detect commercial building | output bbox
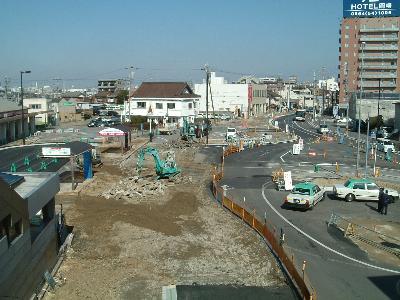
[97,79,127,93]
[194,72,249,117]
[339,1,400,109]
[126,82,200,127]
[24,98,54,126]
[0,100,36,145]
[0,172,60,299]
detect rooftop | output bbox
[132,82,200,99]
[0,100,23,113]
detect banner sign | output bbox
[344,0,400,18]
[284,171,293,191]
[42,147,71,157]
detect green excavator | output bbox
[136,146,180,179]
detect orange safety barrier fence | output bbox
[212,167,317,299]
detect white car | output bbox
[377,138,395,153]
[333,178,399,202]
[226,127,237,141]
[318,124,329,134]
[335,117,352,127]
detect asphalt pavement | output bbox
[218,115,400,300]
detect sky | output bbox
[1,0,343,88]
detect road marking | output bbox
[261,182,400,274]
[280,150,291,162]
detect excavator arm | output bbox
[136,146,180,179]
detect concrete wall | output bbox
[349,96,400,125]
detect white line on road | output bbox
[261,182,400,274]
[280,150,291,162]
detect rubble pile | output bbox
[166,138,200,149]
[102,176,166,201]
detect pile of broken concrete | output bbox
[102,176,166,201]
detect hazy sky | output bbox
[1,0,342,88]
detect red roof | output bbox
[132,82,199,99]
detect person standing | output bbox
[378,188,384,214]
[382,191,390,215]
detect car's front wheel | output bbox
[345,193,355,202]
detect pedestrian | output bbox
[378,187,384,213]
[382,191,390,215]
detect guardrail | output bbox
[211,148,317,300]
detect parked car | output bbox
[335,117,352,127]
[226,127,237,141]
[284,182,325,210]
[376,127,393,139]
[317,124,329,134]
[333,178,399,202]
[376,138,395,153]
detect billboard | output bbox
[344,0,400,18]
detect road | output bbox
[219,115,400,300]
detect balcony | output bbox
[359,54,398,60]
[362,64,397,70]
[360,26,399,33]
[359,81,396,87]
[359,73,397,79]
[363,45,398,51]
[359,36,398,42]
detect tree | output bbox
[116,90,129,104]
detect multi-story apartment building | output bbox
[97,79,127,93]
[339,1,400,103]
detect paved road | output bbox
[219,115,400,300]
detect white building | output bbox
[23,98,52,125]
[126,82,199,127]
[194,72,249,117]
[318,77,339,92]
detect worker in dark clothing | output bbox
[378,188,385,213]
[382,192,390,215]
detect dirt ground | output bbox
[45,140,286,299]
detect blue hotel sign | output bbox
[344,0,400,18]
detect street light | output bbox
[356,42,365,177]
[20,70,31,145]
[125,66,135,123]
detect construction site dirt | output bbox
[45,139,289,299]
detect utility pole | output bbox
[4,77,10,100]
[356,42,366,177]
[313,71,316,120]
[20,70,31,145]
[365,112,370,178]
[322,67,326,115]
[204,65,210,145]
[378,78,381,117]
[125,66,135,123]
[344,62,349,133]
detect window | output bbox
[137,102,146,108]
[156,103,163,109]
[8,219,22,244]
[29,104,42,109]
[367,184,379,190]
[167,103,175,109]
[353,183,365,190]
[345,34,349,39]
[188,103,193,109]
[344,43,349,48]
[345,25,350,30]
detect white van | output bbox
[226,128,237,140]
[377,138,395,153]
